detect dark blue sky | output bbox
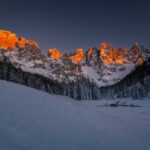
[0,0,150,53]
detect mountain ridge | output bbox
[0,30,150,99]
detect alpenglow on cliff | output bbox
[0,30,150,99]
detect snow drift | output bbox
[0,80,150,150]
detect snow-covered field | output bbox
[0,80,150,150]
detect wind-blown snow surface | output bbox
[0,80,150,150]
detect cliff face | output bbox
[0,30,150,100]
[0,30,39,50]
[0,30,18,50]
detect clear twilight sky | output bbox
[0,0,150,53]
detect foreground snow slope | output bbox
[0,80,150,150]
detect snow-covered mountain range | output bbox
[0,30,150,99]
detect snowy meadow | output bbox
[0,80,150,150]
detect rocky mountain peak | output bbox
[85,47,100,66]
[0,30,18,50]
[69,48,84,63]
[0,30,40,51]
[48,48,63,59]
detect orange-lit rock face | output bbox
[99,42,144,65]
[99,42,124,64]
[18,37,40,48]
[0,30,18,49]
[0,30,40,50]
[87,48,94,58]
[138,57,143,65]
[26,40,40,48]
[69,48,84,63]
[18,36,26,47]
[48,48,63,59]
